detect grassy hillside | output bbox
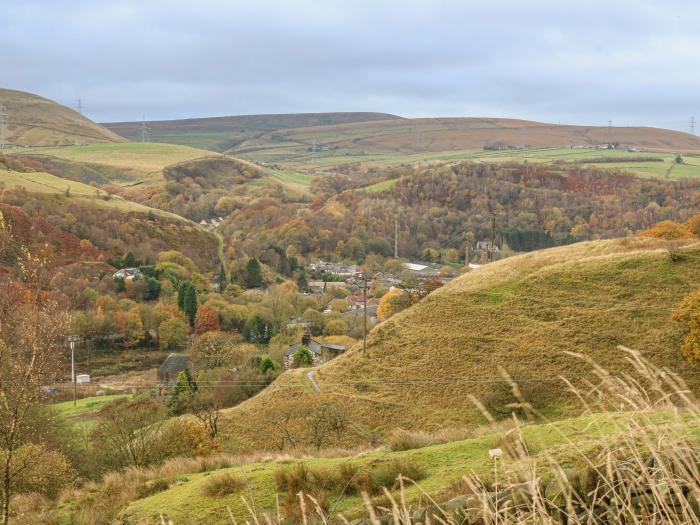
[218,237,700,450]
[103,112,401,152]
[8,143,271,221]
[0,88,124,146]
[229,118,700,178]
[0,166,184,218]
[51,411,698,525]
[15,142,227,186]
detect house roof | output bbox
[157,353,190,376]
[285,339,346,356]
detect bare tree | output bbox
[93,397,165,469]
[303,400,350,450]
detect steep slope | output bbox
[103,112,401,151]
[0,88,125,146]
[219,237,700,450]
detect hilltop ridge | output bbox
[0,88,125,146]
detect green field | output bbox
[54,394,129,430]
[245,146,700,180]
[20,142,218,184]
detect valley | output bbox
[3,87,700,525]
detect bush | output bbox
[201,473,246,497]
[135,479,170,499]
[386,428,436,451]
[371,458,426,489]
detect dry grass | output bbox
[222,237,700,450]
[236,349,700,524]
[0,87,124,146]
[200,473,247,497]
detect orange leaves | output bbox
[637,220,693,240]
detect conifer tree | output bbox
[244,257,264,289]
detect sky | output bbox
[2,0,700,130]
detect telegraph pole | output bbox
[608,120,613,146]
[68,335,80,406]
[490,214,496,262]
[394,219,398,258]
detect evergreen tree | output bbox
[166,369,197,415]
[218,264,227,289]
[177,282,188,310]
[297,272,309,292]
[124,251,138,268]
[244,257,264,289]
[183,283,198,325]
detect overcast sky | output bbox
[2,0,699,129]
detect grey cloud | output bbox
[1,0,699,130]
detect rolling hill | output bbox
[225,117,700,175]
[218,236,700,451]
[103,112,401,152]
[0,88,125,147]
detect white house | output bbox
[113,267,142,281]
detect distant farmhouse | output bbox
[284,333,346,369]
[112,267,142,281]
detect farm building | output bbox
[284,332,346,369]
[112,267,141,281]
[157,353,190,390]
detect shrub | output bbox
[135,479,170,499]
[371,458,426,489]
[201,473,246,497]
[387,428,436,451]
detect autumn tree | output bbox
[194,303,220,335]
[158,317,189,351]
[0,256,69,525]
[191,331,254,370]
[377,289,412,321]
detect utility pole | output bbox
[608,120,613,146]
[490,214,496,262]
[0,105,7,149]
[394,219,398,259]
[68,335,80,407]
[691,116,696,136]
[75,98,83,115]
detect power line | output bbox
[0,105,6,149]
[140,114,151,143]
[310,137,318,164]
